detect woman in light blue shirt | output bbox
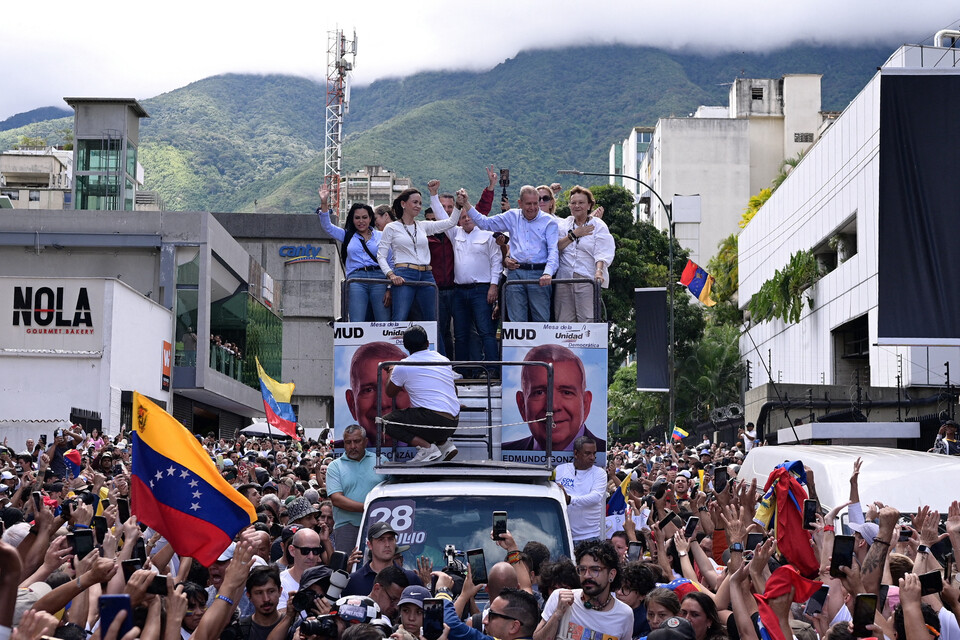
[317,188,390,321]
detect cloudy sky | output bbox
[1,0,956,121]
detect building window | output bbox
[0,189,18,201]
[794,132,814,143]
[76,139,121,172]
[832,315,870,385]
[812,213,858,275]
[29,190,40,202]
[752,87,764,100]
[76,174,120,210]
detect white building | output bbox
[739,43,960,442]
[612,75,829,265]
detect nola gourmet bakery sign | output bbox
[2,278,104,352]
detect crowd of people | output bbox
[317,166,615,369]
[1,420,957,640]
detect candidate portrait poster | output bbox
[333,321,437,461]
[499,322,608,467]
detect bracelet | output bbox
[698,507,709,513]
[873,539,890,546]
[568,231,576,241]
[76,576,85,591]
[215,594,235,606]
[823,525,835,532]
[506,550,521,564]
[73,523,90,529]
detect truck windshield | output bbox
[361,494,570,574]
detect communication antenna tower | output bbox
[324,28,357,215]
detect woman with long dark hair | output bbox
[377,187,457,334]
[317,187,390,321]
[680,592,728,640]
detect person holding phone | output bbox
[554,437,606,544]
[434,570,540,640]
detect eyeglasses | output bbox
[576,565,605,577]
[294,545,323,556]
[539,195,553,202]
[487,610,519,622]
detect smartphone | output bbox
[684,516,700,540]
[99,595,133,638]
[852,593,878,638]
[899,526,913,542]
[627,541,643,562]
[498,169,510,188]
[930,539,954,566]
[329,550,347,572]
[147,574,169,596]
[804,585,830,615]
[803,499,818,530]
[831,535,856,578]
[72,529,95,560]
[658,511,680,538]
[714,467,728,493]
[878,584,890,612]
[919,570,943,596]
[39,434,47,446]
[32,491,42,511]
[133,538,147,563]
[92,515,108,545]
[746,532,764,552]
[117,498,130,524]
[423,598,444,640]
[466,548,488,584]
[99,498,110,512]
[492,511,507,540]
[121,559,143,582]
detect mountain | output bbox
[0,44,895,212]
[0,106,71,132]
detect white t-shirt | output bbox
[277,568,301,610]
[541,589,634,640]
[391,349,460,416]
[554,462,607,541]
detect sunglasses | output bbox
[294,545,323,556]
[539,195,553,202]
[487,610,519,622]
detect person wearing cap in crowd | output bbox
[327,424,385,553]
[648,616,698,640]
[932,419,960,455]
[674,470,692,501]
[847,520,879,566]
[536,540,633,640]
[278,527,325,609]
[435,567,541,640]
[397,584,431,636]
[343,521,423,597]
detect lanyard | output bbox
[402,221,418,255]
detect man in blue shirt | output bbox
[327,425,383,552]
[462,186,558,322]
[435,569,539,640]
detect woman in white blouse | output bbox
[555,186,616,322]
[377,187,458,329]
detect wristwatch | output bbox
[918,544,930,554]
[729,542,743,553]
[678,551,688,557]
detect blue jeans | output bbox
[392,268,444,354]
[347,269,390,322]
[504,268,552,322]
[453,285,499,374]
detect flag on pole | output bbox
[130,392,255,566]
[680,260,717,307]
[672,426,689,441]
[256,357,298,440]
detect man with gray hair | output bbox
[462,184,559,322]
[553,437,606,544]
[327,424,384,552]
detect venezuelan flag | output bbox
[672,426,689,441]
[606,473,631,516]
[680,260,717,307]
[256,358,298,440]
[64,449,82,479]
[131,392,255,566]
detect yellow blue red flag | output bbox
[672,426,689,441]
[680,260,717,307]
[256,357,298,440]
[131,392,255,565]
[606,473,631,516]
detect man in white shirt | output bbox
[385,324,460,464]
[430,188,501,375]
[555,437,607,544]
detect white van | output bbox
[737,445,960,523]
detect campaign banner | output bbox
[333,321,437,461]
[499,322,608,467]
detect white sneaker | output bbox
[438,439,458,461]
[411,444,442,464]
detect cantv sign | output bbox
[279,244,331,266]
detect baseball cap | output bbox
[217,543,236,562]
[367,521,397,540]
[281,524,303,542]
[847,522,879,546]
[649,617,696,640]
[677,470,692,479]
[397,585,431,609]
[0,471,14,480]
[301,565,333,590]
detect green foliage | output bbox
[16,134,47,148]
[675,323,745,425]
[740,188,772,229]
[771,151,805,190]
[706,233,742,327]
[747,249,821,324]
[607,363,665,439]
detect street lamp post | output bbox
[557,169,677,435]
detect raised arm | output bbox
[316,187,345,243]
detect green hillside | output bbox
[0,44,894,213]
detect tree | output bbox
[739,188,771,229]
[16,135,46,149]
[675,323,745,425]
[706,233,742,327]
